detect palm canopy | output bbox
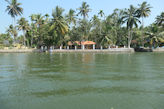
[91,15,100,27]
[17,17,29,31]
[137,1,152,18]
[145,31,164,47]
[35,14,46,25]
[122,5,141,29]
[111,9,124,26]
[98,10,105,18]
[6,25,17,40]
[52,6,64,20]
[5,0,23,18]
[66,9,77,25]
[156,12,164,26]
[121,5,141,48]
[137,1,152,47]
[50,6,68,36]
[77,2,91,19]
[30,14,47,27]
[30,14,37,22]
[17,17,29,46]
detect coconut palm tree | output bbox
[35,14,45,27]
[52,6,64,20]
[6,25,17,42]
[145,31,164,48]
[145,24,164,48]
[45,14,49,23]
[77,2,91,41]
[122,5,141,48]
[51,6,68,35]
[17,17,29,46]
[50,6,69,46]
[30,14,37,23]
[137,1,151,28]
[77,2,91,19]
[137,1,152,46]
[91,15,100,27]
[98,10,105,39]
[98,10,105,19]
[29,14,38,46]
[156,12,164,26]
[66,9,77,26]
[5,0,23,25]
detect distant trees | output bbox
[0,33,13,47]
[2,1,163,49]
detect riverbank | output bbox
[0,49,40,53]
[0,48,135,53]
[50,48,135,53]
[1,48,164,53]
[153,48,164,52]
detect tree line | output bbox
[0,0,164,49]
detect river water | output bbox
[0,53,164,109]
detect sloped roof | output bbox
[81,41,96,45]
[68,41,96,45]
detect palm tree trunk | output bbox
[142,17,144,47]
[23,31,26,46]
[31,37,33,47]
[128,29,130,48]
[100,22,102,38]
[13,17,16,27]
[13,18,16,43]
[128,29,133,48]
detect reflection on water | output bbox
[0,53,164,109]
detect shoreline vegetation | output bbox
[1,1,164,51]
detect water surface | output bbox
[0,53,164,109]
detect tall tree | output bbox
[110,9,126,46]
[156,12,164,27]
[122,5,141,48]
[66,9,77,26]
[137,1,151,46]
[90,15,100,42]
[98,10,105,19]
[77,2,91,19]
[17,17,29,46]
[5,0,23,25]
[77,2,91,41]
[98,10,105,40]
[137,1,151,28]
[6,25,17,42]
[50,6,68,46]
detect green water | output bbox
[0,53,164,109]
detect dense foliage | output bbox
[1,1,164,49]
